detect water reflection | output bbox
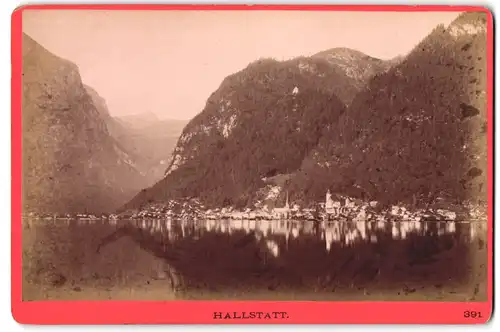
[24,217,487,294]
[70,217,487,258]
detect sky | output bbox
[22,10,460,120]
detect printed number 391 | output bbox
[464,311,482,319]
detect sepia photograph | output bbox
[18,7,490,308]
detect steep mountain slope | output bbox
[114,115,187,185]
[291,12,488,209]
[83,84,126,139]
[162,51,399,181]
[84,86,187,187]
[123,57,350,210]
[22,34,145,214]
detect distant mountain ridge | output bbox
[118,112,160,129]
[113,115,188,186]
[84,87,187,188]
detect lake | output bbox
[22,218,488,301]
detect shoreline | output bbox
[22,198,488,224]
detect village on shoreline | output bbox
[23,190,488,224]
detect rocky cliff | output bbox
[22,34,145,214]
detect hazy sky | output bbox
[22,10,460,120]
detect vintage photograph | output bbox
[21,9,488,302]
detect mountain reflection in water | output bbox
[23,217,487,298]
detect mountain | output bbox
[311,47,401,103]
[83,86,187,187]
[290,12,488,209]
[159,49,400,183]
[83,84,124,138]
[22,34,145,214]
[122,56,354,211]
[118,112,160,130]
[113,115,187,186]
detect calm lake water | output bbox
[22,218,488,301]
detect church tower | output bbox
[326,189,333,209]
